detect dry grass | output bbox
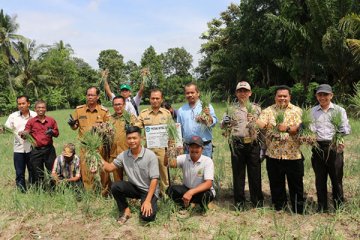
[0,105,359,239]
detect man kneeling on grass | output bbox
[51,143,82,192]
[101,126,159,224]
[166,136,215,211]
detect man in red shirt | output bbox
[21,100,59,186]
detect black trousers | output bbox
[111,181,158,222]
[266,157,304,213]
[30,145,56,185]
[230,140,263,206]
[311,142,344,210]
[14,152,33,192]
[166,184,214,209]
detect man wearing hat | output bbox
[166,135,215,211]
[310,84,351,212]
[51,143,82,189]
[221,81,263,209]
[103,69,144,116]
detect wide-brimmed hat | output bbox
[62,143,75,157]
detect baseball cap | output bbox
[62,143,75,157]
[120,84,131,91]
[316,84,333,94]
[236,81,251,91]
[188,136,204,147]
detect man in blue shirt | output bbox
[310,84,351,212]
[177,83,217,157]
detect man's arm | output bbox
[133,82,144,107]
[52,120,60,137]
[102,69,115,100]
[141,178,158,217]
[102,160,118,172]
[182,180,213,206]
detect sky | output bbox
[2,0,237,69]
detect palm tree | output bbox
[340,13,360,63]
[0,9,26,64]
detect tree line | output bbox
[1,1,360,115]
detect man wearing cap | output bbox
[5,95,36,192]
[255,85,304,214]
[310,84,351,212]
[134,89,172,197]
[166,136,215,210]
[102,69,144,116]
[221,81,263,209]
[68,86,110,195]
[177,83,217,158]
[51,143,82,189]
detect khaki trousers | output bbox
[150,148,168,196]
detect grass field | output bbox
[0,103,359,239]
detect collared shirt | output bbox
[113,146,160,197]
[177,100,218,142]
[24,116,59,147]
[72,104,109,137]
[135,107,172,148]
[109,112,137,159]
[5,110,36,153]
[310,103,351,141]
[259,103,302,160]
[176,154,215,197]
[226,102,261,138]
[110,92,141,116]
[52,154,81,179]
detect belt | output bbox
[232,136,253,144]
[34,145,52,150]
[317,141,332,147]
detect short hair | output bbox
[113,96,125,103]
[184,82,199,93]
[34,100,46,108]
[16,95,30,103]
[275,85,291,95]
[126,126,142,136]
[150,88,163,97]
[86,86,100,96]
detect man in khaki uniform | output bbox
[109,96,137,182]
[135,89,172,197]
[221,81,263,209]
[68,86,110,195]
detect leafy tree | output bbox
[97,49,126,90]
[140,46,164,88]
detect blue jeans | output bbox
[184,142,213,158]
[14,152,33,192]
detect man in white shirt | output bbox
[102,69,144,116]
[5,95,36,192]
[166,136,215,211]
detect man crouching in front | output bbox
[166,136,215,211]
[101,126,159,224]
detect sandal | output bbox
[117,214,130,225]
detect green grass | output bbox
[0,104,359,239]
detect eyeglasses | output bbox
[113,103,124,106]
[86,94,97,97]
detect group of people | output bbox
[4,77,351,224]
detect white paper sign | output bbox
[145,123,183,148]
[145,124,168,148]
